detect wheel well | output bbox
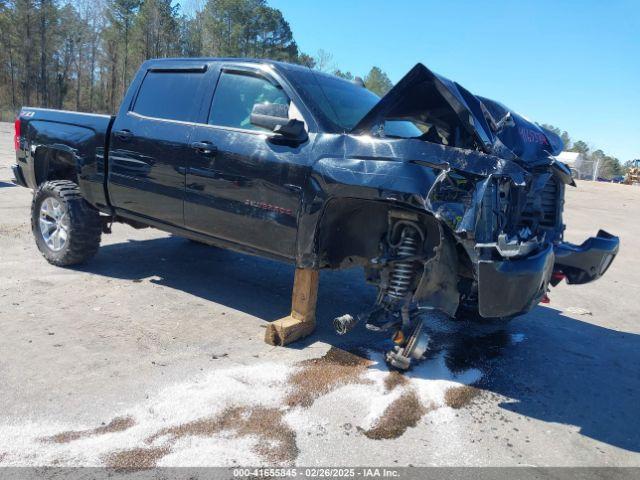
[315,198,441,269]
[34,148,78,185]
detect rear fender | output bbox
[24,119,110,209]
[33,145,78,186]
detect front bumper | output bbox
[478,243,554,318]
[477,230,619,318]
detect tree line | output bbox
[0,0,394,117]
[1,1,632,173]
[540,124,634,179]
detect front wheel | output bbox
[31,180,102,266]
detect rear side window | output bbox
[208,71,289,131]
[132,71,204,122]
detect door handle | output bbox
[114,129,133,141]
[284,183,302,193]
[190,141,217,155]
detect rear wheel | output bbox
[31,180,102,266]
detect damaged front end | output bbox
[336,63,619,369]
[430,167,618,319]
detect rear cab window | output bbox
[132,70,205,122]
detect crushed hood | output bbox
[351,63,563,166]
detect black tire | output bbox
[31,180,102,266]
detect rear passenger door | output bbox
[184,66,310,259]
[108,65,208,226]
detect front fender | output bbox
[295,149,441,267]
[314,155,437,208]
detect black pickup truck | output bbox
[12,58,619,368]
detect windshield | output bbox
[286,67,422,137]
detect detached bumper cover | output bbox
[478,244,554,318]
[553,230,619,285]
[477,230,619,318]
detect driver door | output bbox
[184,66,308,259]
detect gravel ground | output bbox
[0,121,639,467]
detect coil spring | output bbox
[386,228,419,301]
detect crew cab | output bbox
[12,58,619,368]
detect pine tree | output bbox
[364,66,393,96]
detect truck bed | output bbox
[14,107,115,210]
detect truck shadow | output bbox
[431,310,640,454]
[83,235,640,454]
[81,235,376,321]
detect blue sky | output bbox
[269,0,640,162]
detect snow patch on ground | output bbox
[0,350,483,466]
[366,351,481,414]
[0,362,292,466]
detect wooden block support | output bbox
[265,268,319,346]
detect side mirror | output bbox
[250,103,307,143]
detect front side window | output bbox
[208,71,289,131]
[132,71,203,122]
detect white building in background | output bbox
[555,151,597,180]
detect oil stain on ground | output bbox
[48,344,488,466]
[443,330,512,373]
[285,347,374,408]
[383,371,410,391]
[286,347,431,440]
[361,390,429,440]
[104,446,170,470]
[137,406,298,466]
[101,348,372,468]
[444,385,482,409]
[40,416,136,444]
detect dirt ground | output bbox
[1,121,639,467]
